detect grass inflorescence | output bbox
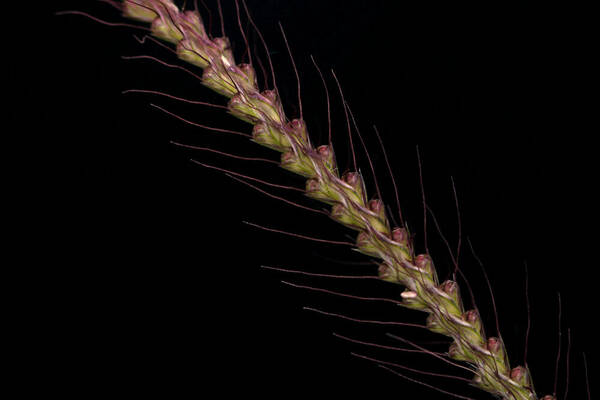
[50,1,594,399]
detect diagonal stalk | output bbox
[88,1,554,398]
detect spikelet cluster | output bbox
[114,1,550,399]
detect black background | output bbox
[38,1,595,398]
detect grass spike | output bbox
[52,1,594,398]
